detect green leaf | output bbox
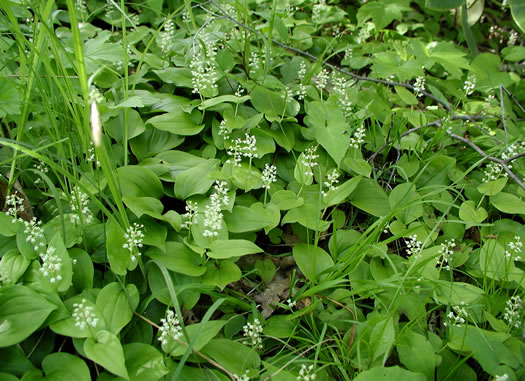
[250,85,299,118]
[147,110,204,136]
[199,95,251,110]
[153,68,194,88]
[224,205,272,233]
[344,157,372,177]
[448,325,519,375]
[106,109,145,142]
[433,281,484,305]
[510,0,525,33]
[324,176,362,207]
[389,183,424,224]
[396,331,436,380]
[459,200,488,225]
[49,297,105,338]
[174,160,220,199]
[271,190,304,210]
[70,248,94,292]
[130,125,184,161]
[477,177,507,196]
[491,192,525,215]
[0,285,56,347]
[164,320,226,356]
[0,78,21,117]
[304,101,348,166]
[479,239,509,280]
[0,249,30,285]
[96,282,138,335]
[123,343,168,381]
[425,0,465,10]
[349,178,391,217]
[145,243,205,277]
[208,239,263,259]
[202,261,241,290]
[106,219,131,276]
[46,232,73,292]
[41,352,90,381]
[292,243,334,282]
[84,330,129,379]
[395,86,418,105]
[117,166,164,199]
[357,1,410,29]
[0,212,18,237]
[201,339,260,374]
[353,366,426,381]
[122,196,164,219]
[370,315,396,361]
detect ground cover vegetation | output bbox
[0,0,524,379]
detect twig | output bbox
[201,2,524,191]
[500,84,509,149]
[204,0,488,116]
[134,312,237,380]
[448,132,525,190]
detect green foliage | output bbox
[0,0,524,379]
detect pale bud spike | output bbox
[90,102,102,147]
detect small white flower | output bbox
[443,302,468,327]
[191,37,218,95]
[313,68,330,91]
[86,142,100,167]
[463,75,476,96]
[40,246,63,284]
[405,234,422,257]
[413,76,425,97]
[158,19,175,54]
[5,194,24,223]
[344,47,353,61]
[235,86,245,97]
[349,125,366,149]
[158,309,183,345]
[505,235,522,261]
[261,164,277,190]
[297,364,317,381]
[296,84,307,100]
[203,181,230,238]
[482,162,506,182]
[286,298,296,309]
[70,187,93,224]
[283,86,294,104]
[73,298,98,329]
[322,168,340,197]
[508,30,518,46]
[233,370,250,381]
[122,223,145,262]
[249,51,261,75]
[298,61,308,80]
[503,295,523,329]
[243,318,263,349]
[226,133,257,167]
[301,145,319,177]
[495,375,509,381]
[24,217,46,251]
[436,239,456,271]
[182,201,199,229]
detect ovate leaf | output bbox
[208,239,263,259]
[353,366,425,381]
[491,192,525,215]
[0,285,56,347]
[84,330,129,379]
[292,243,334,282]
[304,101,348,166]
